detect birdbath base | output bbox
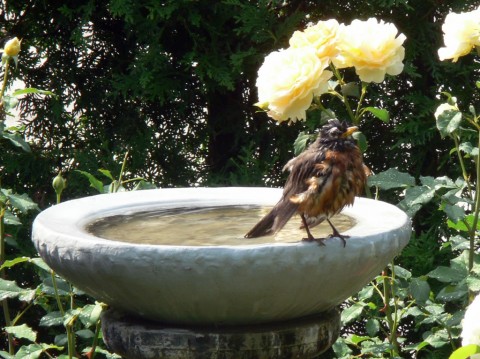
[101,308,341,359]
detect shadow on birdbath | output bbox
[32,187,411,358]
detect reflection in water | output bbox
[87,206,354,246]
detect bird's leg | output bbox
[301,214,325,246]
[327,218,348,247]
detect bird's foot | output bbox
[327,232,349,247]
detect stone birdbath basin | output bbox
[31,187,411,358]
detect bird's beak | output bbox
[341,126,359,138]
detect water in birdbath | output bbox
[87,206,354,246]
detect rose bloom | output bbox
[438,8,480,62]
[256,47,332,123]
[3,37,21,57]
[289,19,340,61]
[461,294,480,347]
[332,18,406,83]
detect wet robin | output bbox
[244,118,367,246]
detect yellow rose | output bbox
[289,19,340,61]
[3,37,21,57]
[332,18,406,83]
[256,47,332,123]
[438,8,480,62]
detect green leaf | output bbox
[366,318,380,337]
[367,168,415,190]
[4,210,22,226]
[347,334,371,345]
[75,170,105,193]
[11,87,56,97]
[409,277,430,303]
[436,283,468,302]
[75,329,95,339]
[428,266,467,283]
[39,311,64,327]
[14,344,44,359]
[78,303,103,328]
[363,107,390,122]
[293,131,314,156]
[402,185,436,207]
[436,109,462,138]
[0,256,30,271]
[466,275,480,292]
[459,142,479,157]
[423,329,450,348]
[0,278,22,300]
[341,303,364,324]
[332,340,353,358]
[443,204,466,223]
[98,169,114,180]
[4,324,37,342]
[7,192,39,213]
[448,214,480,232]
[1,132,31,152]
[352,131,367,152]
[30,258,52,272]
[449,345,480,359]
[0,350,14,359]
[394,265,412,279]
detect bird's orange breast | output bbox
[290,148,366,218]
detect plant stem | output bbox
[382,264,401,357]
[0,60,10,103]
[452,134,473,199]
[0,212,14,355]
[469,129,480,272]
[90,318,102,359]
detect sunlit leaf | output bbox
[11,87,56,97]
[428,266,467,283]
[436,109,462,138]
[75,170,105,193]
[0,256,30,271]
[293,131,314,156]
[341,303,364,324]
[449,345,480,359]
[367,168,415,190]
[5,324,37,342]
[363,107,389,122]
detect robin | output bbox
[244,118,367,246]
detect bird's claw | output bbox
[327,233,349,247]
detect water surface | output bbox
[87,206,354,246]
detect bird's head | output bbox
[320,119,358,141]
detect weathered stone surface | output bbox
[102,308,341,359]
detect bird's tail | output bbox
[244,198,298,238]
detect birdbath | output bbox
[32,187,411,359]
